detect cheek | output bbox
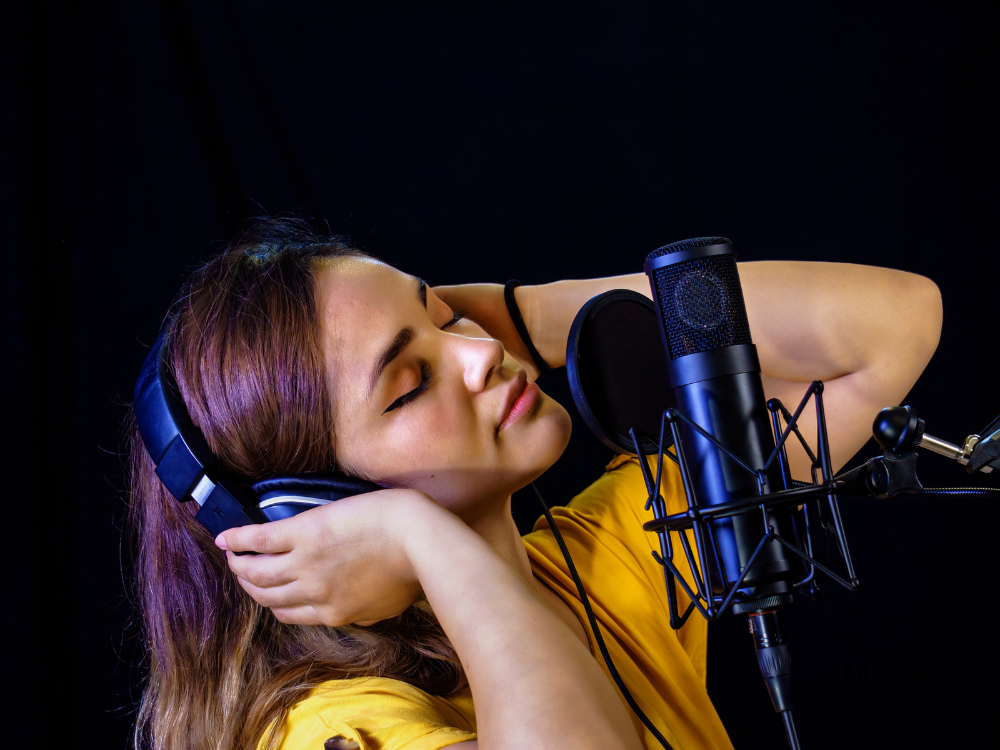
[504,397,572,468]
[337,391,571,516]
[342,390,491,482]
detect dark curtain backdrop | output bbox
[3,2,998,748]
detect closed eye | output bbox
[382,312,468,414]
[384,362,431,413]
[442,309,468,329]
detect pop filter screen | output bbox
[566,290,674,454]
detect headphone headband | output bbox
[134,330,217,501]
[133,324,378,535]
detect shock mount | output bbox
[627,380,999,750]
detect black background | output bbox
[3,2,998,748]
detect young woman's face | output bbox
[316,257,572,521]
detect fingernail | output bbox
[215,534,228,550]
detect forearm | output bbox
[524,264,940,372]
[522,262,942,474]
[402,503,641,750]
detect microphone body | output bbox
[644,238,799,609]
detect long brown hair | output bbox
[127,220,466,750]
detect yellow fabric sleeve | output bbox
[272,677,476,750]
[527,453,706,682]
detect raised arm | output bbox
[735,262,941,477]
[436,262,942,478]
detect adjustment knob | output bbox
[873,405,924,453]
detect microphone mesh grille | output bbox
[645,236,732,262]
[653,254,752,358]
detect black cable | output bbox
[917,487,1000,496]
[531,482,675,750]
[794,479,1000,497]
[781,710,801,750]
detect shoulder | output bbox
[273,676,476,750]
[523,452,686,594]
[525,453,684,542]
[522,452,698,622]
[522,453,711,686]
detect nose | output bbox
[452,334,505,394]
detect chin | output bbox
[516,393,572,479]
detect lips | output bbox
[498,370,538,432]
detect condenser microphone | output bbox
[645,237,804,743]
[643,237,801,610]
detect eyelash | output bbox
[442,309,468,329]
[382,310,468,414]
[384,362,431,413]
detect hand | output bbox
[215,489,437,627]
[432,283,543,379]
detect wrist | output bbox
[506,282,550,376]
[392,493,478,581]
[517,283,567,370]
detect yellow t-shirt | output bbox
[273,455,733,750]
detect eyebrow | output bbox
[367,279,428,401]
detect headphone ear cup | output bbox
[251,473,381,521]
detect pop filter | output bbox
[566,289,674,454]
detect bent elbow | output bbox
[910,273,943,364]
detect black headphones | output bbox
[133,326,380,537]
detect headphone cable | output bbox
[530,482,675,750]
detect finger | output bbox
[215,517,300,554]
[235,575,305,609]
[429,284,468,305]
[269,605,325,626]
[432,283,496,315]
[270,606,388,628]
[226,549,296,589]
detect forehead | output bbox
[314,256,420,400]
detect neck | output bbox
[463,491,591,647]
[465,495,534,584]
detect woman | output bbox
[128,219,942,750]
